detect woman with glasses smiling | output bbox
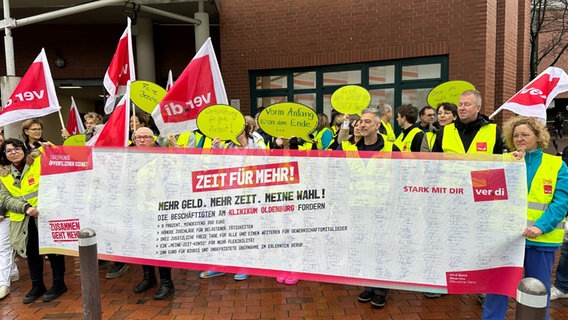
[0,139,67,304]
[482,116,568,320]
[21,119,46,152]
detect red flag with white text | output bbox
[151,38,227,135]
[103,18,135,114]
[492,67,568,122]
[67,97,85,135]
[0,48,60,126]
[87,82,131,147]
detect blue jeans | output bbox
[555,240,568,292]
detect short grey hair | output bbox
[361,107,381,123]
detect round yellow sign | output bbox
[330,85,371,115]
[257,102,317,141]
[130,80,168,114]
[196,104,245,146]
[63,134,86,146]
[427,80,476,108]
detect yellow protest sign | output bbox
[427,80,476,108]
[63,134,86,146]
[130,80,167,114]
[330,85,371,115]
[196,104,245,146]
[257,102,317,141]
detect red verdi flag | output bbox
[87,82,131,147]
[152,38,227,135]
[67,97,85,135]
[0,48,60,126]
[104,18,135,114]
[491,67,568,122]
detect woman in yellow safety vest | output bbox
[420,102,458,152]
[0,139,67,304]
[313,113,334,150]
[482,116,568,320]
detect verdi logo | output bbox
[470,168,508,202]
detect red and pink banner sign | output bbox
[38,148,527,298]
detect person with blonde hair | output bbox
[483,116,568,320]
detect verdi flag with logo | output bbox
[103,18,135,115]
[152,37,227,136]
[490,67,568,122]
[0,48,60,126]
[67,97,85,135]
[87,82,131,147]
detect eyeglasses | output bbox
[513,133,533,140]
[4,147,22,154]
[134,135,153,140]
[425,114,435,117]
[27,128,42,132]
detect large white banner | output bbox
[38,147,527,297]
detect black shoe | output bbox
[43,285,68,302]
[105,263,129,279]
[133,278,157,294]
[153,280,174,300]
[23,286,47,304]
[370,294,387,308]
[357,290,373,302]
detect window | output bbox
[250,56,448,134]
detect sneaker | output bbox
[551,286,568,300]
[276,276,286,283]
[358,290,373,302]
[105,263,129,279]
[284,277,299,285]
[370,294,387,308]
[234,274,249,281]
[0,285,9,300]
[199,271,225,279]
[10,274,19,282]
[424,292,442,298]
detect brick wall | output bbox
[220,0,530,118]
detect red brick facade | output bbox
[219,0,530,118]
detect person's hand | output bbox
[522,226,542,238]
[40,141,55,149]
[26,207,39,218]
[343,113,350,121]
[61,128,70,139]
[512,149,526,160]
[167,135,178,147]
[212,137,221,146]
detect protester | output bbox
[313,113,333,150]
[394,104,424,152]
[417,106,436,132]
[0,138,67,303]
[420,102,458,152]
[551,145,568,301]
[131,127,175,300]
[482,116,568,320]
[431,90,504,154]
[21,119,46,152]
[201,119,266,281]
[377,103,396,142]
[338,107,399,308]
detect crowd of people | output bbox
[0,90,567,320]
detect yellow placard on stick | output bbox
[196,104,245,146]
[257,102,317,142]
[330,85,371,115]
[130,81,168,114]
[63,134,86,146]
[427,80,476,108]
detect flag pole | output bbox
[57,109,66,129]
[488,109,500,121]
